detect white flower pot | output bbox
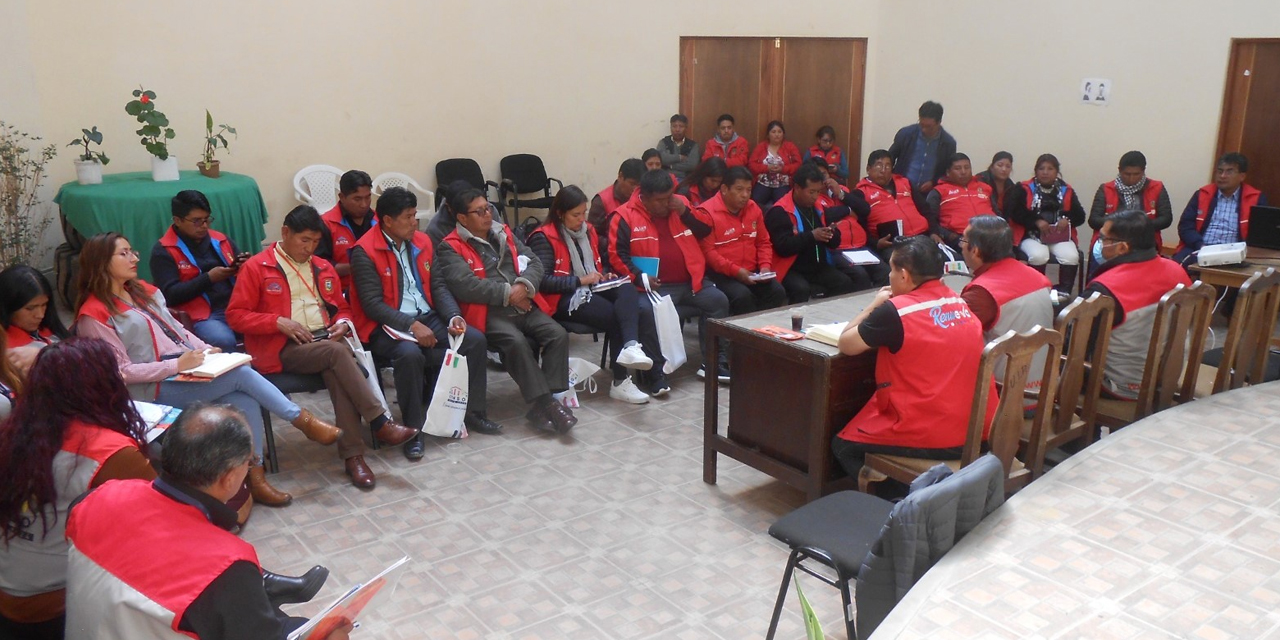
[151,155,180,182]
[74,159,103,185]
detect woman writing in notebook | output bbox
[73,232,340,507]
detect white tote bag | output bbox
[643,274,687,374]
[553,356,602,408]
[339,320,390,416]
[422,333,469,438]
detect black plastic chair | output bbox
[558,320,610,371]
[499,154,562,221]
[434,158,504,218]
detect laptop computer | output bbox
[1247,205,1280,250]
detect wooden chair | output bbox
[859,325,1063,496]
[1198,268,1280,396]
[1094,281,1216,429]
[1019,293,1115,477]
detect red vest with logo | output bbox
[6,324,54,348]
[1091,257,1191,398]
[837,280,997,449]
[607,195,705,291]
[66,479,259,638]
[1177,183,1263,251]
[527,222,603,315]
[808,145,843,173]
[441,229,524,331]
[855,176,929,238]
[321,205,376,290]
[349,230,436,343]
[596,184,625,218]
[158,227,236,322]
[932,178,994,234]
[1018,179,1079,244]
[769,191,828,281]
[1094,180,1166,248]
[695,192,772,276]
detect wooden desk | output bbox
[1190,246,1280,289]
[703,292,878,502]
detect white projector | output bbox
[1197,242,1247,267]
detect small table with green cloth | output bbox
[54,171,270,282]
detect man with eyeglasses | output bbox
[1174,152,1269,267]
[150,190,251,352]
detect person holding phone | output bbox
[150,190,246,353]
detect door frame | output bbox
[1215,38,1280,180]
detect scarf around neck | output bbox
[561,223,597,313]
[1114,176,1147,209]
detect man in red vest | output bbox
[149,190,250,353]
[1087,151,1173,274]
[436,186,578,433]
[925,153,995,250]
[701,113,750,168]
[228,207,416,491]
[767,163,856,303]
[1174,152,1269,266]
[350,187,501,460]
[854,149,932,261]
[1088,210,1192,400]
[317,170,377,292]
[830,235,996,476]
[588,158,645,233]
[697,166,787,314]
[66,405,353,640]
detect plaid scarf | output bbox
[1114,175,1147,210]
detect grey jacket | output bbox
[854,455,1005,639]
[425,201,455,246]
[434,222,543,311]
[348,238,464,335]
[658,136,700,179]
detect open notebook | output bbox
[803,322,848,347]
[179,352,253,379]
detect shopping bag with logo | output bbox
[423,333,469,438]
[553,356,602,408]
[643,274,687,374]
[339,320,390,416]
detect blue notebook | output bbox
[632,257,659,278]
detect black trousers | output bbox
[831,435,964,478]
[0,613,63,640]
[781,263,855,304]
[555,285,657,380]
[367,312,490,430]
[707,272,788,316]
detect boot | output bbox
[247,464,292,506]
[291,409,342,445]
[1057,264,1079,295]
[264,565,329,607]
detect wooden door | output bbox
[1217,40,1280,200]
[780,39,867,180]
[679,38,765,153]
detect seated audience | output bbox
[588,159,645,233]
[425,179,475,246]
[831,236,995,476]
[800,157,885,289]
[228,206,415,490]
[605,170,730,382]
[888,101,957,206]
[1088,151,1173,272]
[0,266,69,348]
[702,113,749,168]
[657,114,699,181]
[1087,210,1192,400]
[975,151,1018,224]
[1011,154,1085,293]
[527,186,660,404]
[676,157,727,207]
[767,163,855,302]
[642,148,665,173]
[747,120,803,207]
[854,149,930,258]
[925,153,995,249]
[317,169,377,290]
[436,188,579,433]
[1174,152,1268,265]
[350,187,501,460]
[65,404,354,640]
[75,232,338,507]
[697,167,787,314]
[149,190,248,353]
[804,125,849,183]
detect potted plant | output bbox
[67,126,110,185]
[199,110,236,178]
[0,122,57,267]
[124,87,178,181]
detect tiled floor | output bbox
[244,335,854,639]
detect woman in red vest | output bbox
[804,125,849,184]
[677,157,727,207]
[527,186,661,403]
[1010,154,1086,293]
[748,120,803,208]
[0,266,68,349]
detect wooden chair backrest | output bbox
[1051,293,1115,438]
[1135,281,1216,418]
[961,326,1064,490]
[1214,268,1280,393]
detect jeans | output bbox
[157,366,301,458]
[193,310,239,353]
[751,182,790,209]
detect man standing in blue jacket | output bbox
[888,101,957,211]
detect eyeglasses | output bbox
[958,237,970,247]
[115,249,140,260]
[1099,236,1124,245]
[466,205,494,217]
[1216,167,1240,176]
[184,216,215,226]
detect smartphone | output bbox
[310,328,331,341]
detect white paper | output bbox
[842,250,881,265]
[383,325,417,342]
[180,352,252,378]
[590,276,630,292]
[1080,77,1111,106]
[748,271,777,282]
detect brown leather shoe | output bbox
[345,455,376,489]
[291,409,342,445]
[247,464,292,506]
[374,419,416,446]
[545,402,578,434]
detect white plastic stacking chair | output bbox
[372,171,436,223]
[293,165,344,213]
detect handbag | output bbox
[338,320,391,417]
[553,356,602,408]
[422,333,469,438]
[643,274,687,374]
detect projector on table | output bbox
[1197,242,1246,267]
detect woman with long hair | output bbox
[0,332,21,421]
[73,232,340,507]
[676,157,727,207]
[747,120,803,207]
[1011,154,1086,293]
[525,186,667,402]
[976,151,1017,221]
[0,266,69,348]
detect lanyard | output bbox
[276,249,329,324]
[121,296,193,350]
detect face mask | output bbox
[1092,241,1106,265]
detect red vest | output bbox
[596,184,626,218]
[66,479,258,637]
[1092,257,1192,326]
[349,230,436,343]
[6,324,54,348]
[157,227,236,322]
[321,205,376,290]
[607,195,705,291]
[527,223,603,315]
[702,136,750,167]
[855,176,929,238]
[767,191,828,281]
[932,178,994,234]
[838,280,997,449]
[1018,179,1079,244]
[441,229,524,331]
[695,192,773,276]
[1177,183,1263,251]
[808,145,843,173]
[1093,180,1166,248]
[963,258,1052,327]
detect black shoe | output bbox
[263,565,329,607]
[716,363,731,384]
[403,433,425,460]
[464,412,504,435]
[642,372,671,397]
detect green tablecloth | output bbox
[54,171,269,282]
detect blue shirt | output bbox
[385,232,433,316]
[1201,189,1241,246]
[905,132,940,186]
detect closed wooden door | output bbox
[1217,40,1280,200]
[780,39,867,178]
[679,38,765,154]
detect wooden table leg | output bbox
[703,324,721,486]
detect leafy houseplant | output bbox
[124,87,179,181]
[67,126,110,185]
[0,122,58,267]
[199,110,236,178]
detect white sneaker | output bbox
[610,378,650,404]
[615,344,654,371]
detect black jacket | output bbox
[349,240,464,335]
[888,123,957,187]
